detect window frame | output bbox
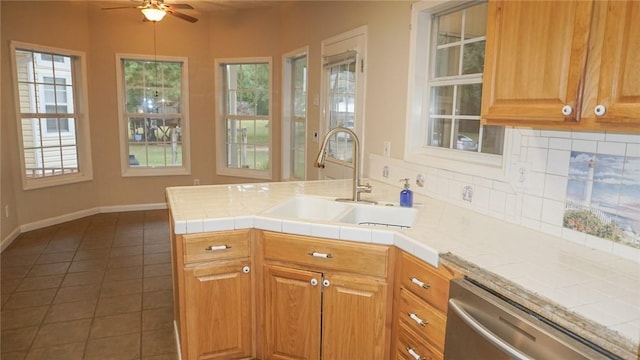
[214,57,273,180]
[404,1,511,181]
[115,53,191,177]
[10,41,93,190]
[282,47,309,181]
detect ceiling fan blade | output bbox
[167,10,198,23]
[167,4,194,10]
[102,5,141,10]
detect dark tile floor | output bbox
[1,210,179,360]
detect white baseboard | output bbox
[1,202,168,253]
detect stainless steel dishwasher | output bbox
[444,278,620,360]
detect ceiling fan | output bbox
[102,0,198,23]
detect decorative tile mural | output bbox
[564,151,640,249]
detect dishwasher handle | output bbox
[448,299,533,360]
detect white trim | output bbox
[0,202,167,253]
[10,41,94,190]
[403,1,511,182]
[214,57,274,180]
[115,53,191,177]
[281,46,309,181]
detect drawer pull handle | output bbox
[308,251,332,259]
[242,266,250,274]
[311,278,319,286]
[406,346,424,360]
[410,277,430,289]
[408,312,428,327]
[205,245,230,251]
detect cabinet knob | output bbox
[310,278,318,286]
[561,105,573,116]
[242,266,250,274]
[406,346,425,360]
[322,279,331,287]
[594,104,606,117]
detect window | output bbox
[44,77,70,133]
[11,42,92,189]
[405,1,509,180]
[291,55,307,180]
[318,26,367,181]
[325,52,357,163]
[215,58,272,179]
[116,55,190,176]
[282,49,308,181]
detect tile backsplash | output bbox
[369,128,640,263]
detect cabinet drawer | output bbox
[396,323,443,360]
[399,252,453,313]
[183,230,250,264]
[398,288,446,353]
[262,231,389,277]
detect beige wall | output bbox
[1,1,98,240]
[0,1,412,241]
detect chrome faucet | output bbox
[315,127,373,202]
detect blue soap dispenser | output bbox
[400,178,413,207]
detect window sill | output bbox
[404,146,509,182]
[23,172,93,191]
[216,167,272,181]
[122,167,190,177]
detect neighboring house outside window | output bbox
[215,58,272,180]
[405,1,509,180]
[116,55,190,176]
[10,42,93,190]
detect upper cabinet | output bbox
[481,0,640,133]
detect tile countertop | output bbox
[166,179,640,359]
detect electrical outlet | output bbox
[383,165,389,178]
[514,161,531,189]
[383,141,391,157]
[462,185,474,202]
[416,174,425,187]
[193,179,200,186]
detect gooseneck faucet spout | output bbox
[315,127,372,202]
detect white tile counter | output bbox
[166,179,640,359]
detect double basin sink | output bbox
[262,196,419,229]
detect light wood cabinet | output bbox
[170,228,255,360]
[264,265,321,360]
[260,231,393,360]
[482,0,640,132]
[183,261,253,360]
[392,252,459,360]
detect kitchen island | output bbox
[167,179,639,359]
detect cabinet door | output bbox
[322,273,388,360]
[184,261,253,360]
[481,0,594,126]
[264,265,322,360]
[587,0,640,130]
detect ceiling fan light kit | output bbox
[102,0,197,23]
[141,7,167,22]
